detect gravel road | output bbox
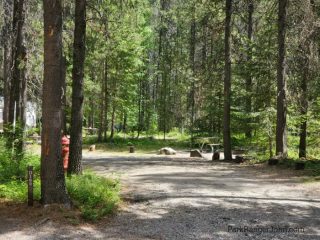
[1,152,320,239]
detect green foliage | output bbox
[0,179,41,202]
[66,172,120,221]
[0,181,28,201]
[0,138,41,201]
[306,161,320,176]
[0,139,40,182]
[0,138,120,221]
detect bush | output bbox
[0,137,40,182]
[66,172,120,221]
[0,178,41,202]
[0,138,39,201]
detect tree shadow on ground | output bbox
[2,199,318,240]
[1,155,319,239]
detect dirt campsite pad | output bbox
[1,151,320,239]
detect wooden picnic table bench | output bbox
[201,143,222,153]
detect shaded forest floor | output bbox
[1,151,320,239]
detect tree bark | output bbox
[189,4,196,145]
[3,0,13,126]
[298,76,308,158]
[298,0,317,158]
[9,0,26,123]
[103,58,109,141]
[245,0,253,138]
[137,78,142,139]
[89,95,94,128]
[61,56,67,135]
[276,0,288,157]
[223,0,232,161]
[7,0,27,153]
[110,104,116,141]
[41,0,70,205]
[68,0,86,175]
[123,112,127,135]
[97,103,104,140]
[98,67,105,142]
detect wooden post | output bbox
[129,146,135,153]
[27,166,33,206]
[212,151,220,161]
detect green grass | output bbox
[67,172,120,221]
[0,178,41,202]
[0,137,120,221]
[83,134,191,153]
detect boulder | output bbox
[89,145,96,151]
[159,147,176,155]
[190,150,203,158]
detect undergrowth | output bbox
[67,172,120,221]
[0,138,120,221]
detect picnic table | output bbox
[83,127,98,135]
[201,143,222,153]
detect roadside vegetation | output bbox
[0,138,120,222]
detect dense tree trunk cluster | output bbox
[1,0,320,205]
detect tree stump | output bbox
[268,157,279,165]
[212,151,220,161]
[295,161,305,170]
[129,146,135,153]
[234,155,244,163]
[190,150,203,158]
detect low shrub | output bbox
[0,178,41,202]
[66,172,120,221]
[0,139,40,182]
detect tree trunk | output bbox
[61,56,67,135]
[276,0,288,157]
[3,0,13,126]
[298,103,307,158]
[110,104,116,141]
[123,112,127,136]
[97,90,104,141]
[68,0,86,175]
[137,78,142,138]
[41,0,70,205]
[223,0,232,161]
[9,0,26,123]
[245,0,253,138]
[89,96,94,128]
[189,4,196,145]
[103,58,109,141]
[8,0,27,153]
[298,0,316,158]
